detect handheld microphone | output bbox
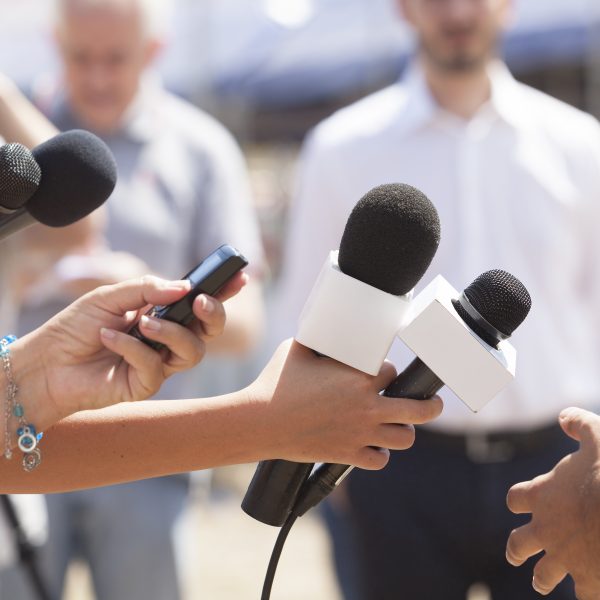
[242,183,441,526]
[0,143,41,212]
[292,269,532,517]
[0,130,117,243]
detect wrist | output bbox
[8,330,65,432]
[240,381,290,461]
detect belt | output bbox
[415,423,566,464]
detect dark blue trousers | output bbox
[330,426,578,600]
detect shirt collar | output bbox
[395,63,439,136]
[486,60,529,130]
[399,59,527,134]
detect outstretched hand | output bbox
[506,407,600,599]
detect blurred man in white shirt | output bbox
[274,0,600,598]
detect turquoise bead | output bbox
[13,404,24,417]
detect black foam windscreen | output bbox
[454,269,532,345]
[27,130,117,227]
[338,183,441,295]
[0,143,41,209]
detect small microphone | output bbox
[0,130,117,242]
[292,269,532,517]
[242,183,441,526]
[0,143,41,212]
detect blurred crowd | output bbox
[1,1,600,599]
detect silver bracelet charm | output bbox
[1,335,43,471]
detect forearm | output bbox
[0,76,57,147]
[0,391,273,493]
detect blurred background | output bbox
[1,1,600,598]
[2,0,600,278]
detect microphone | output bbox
[291,269,532,517]
[0,143,42,212]
[0,130,117,242]
[242,183,441,526]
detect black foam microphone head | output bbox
[453,269,532,346]
[338,183,441,295]
[27,130,117,227]
[0,143,42,209]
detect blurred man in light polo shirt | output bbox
[273,0,600,598]
[0,1,265,600]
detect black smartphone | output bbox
[129,244,248,350]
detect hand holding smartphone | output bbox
[129,244,248,350]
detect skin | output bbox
[54,0,160,135]
[506,408,600,599]
[397,0,512,119]
[1,272,246,443]
[0,274,443,493]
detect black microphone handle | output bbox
[241,460,314,526]
[292,357,443,517]
[242,357,443,525]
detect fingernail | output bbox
[141,315,161,331]
[199,295,213,313]
[559,407,577,420]
[101,327,116,340]
[168,279,191,291]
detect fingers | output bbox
[136,315,205,376]
[100,328,163,397]
[507,479,537,514]
[373,360,398,390]
[559,407,598,444]
[189,294,227,340]
[532,554,568,596]
[376,423,416,450]
[378,395,444,425]
[354,446,390,470]
[95,276,191,315]
[506,522,543,567]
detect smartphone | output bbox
[129,244,248,350]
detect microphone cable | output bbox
[260,509,300,600]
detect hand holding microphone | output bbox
[293,268,532,516]
[242,183,442,526]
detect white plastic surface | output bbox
[399,275,517,412]
[296,251,412,375]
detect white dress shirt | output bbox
[274,61,600,433]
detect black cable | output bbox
[261,511,299,600]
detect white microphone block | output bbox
[296,251,412,375]
[399,275,516,412]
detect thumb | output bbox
[558,407,598,443]
[92,275,191,315]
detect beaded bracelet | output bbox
[1,335,43,471]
